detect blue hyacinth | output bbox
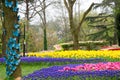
[6,70,13,76]
[5,0,13,8]
[13,59,20,65]
[17,15,20,21]
[15,54,20,59]
[13,7,19,12]
[9,65,17,71]
[13,29,20,37]
[15,43,20,50]
[14,24,20,29]
[5,50,9,55]
[8,56,14,61]
[12,50,17,56]
[8,37,16,43]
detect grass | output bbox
[0,63,49,80]
[0,57,119,80]
[22,63,48,77]
[0,64,6,80]
[0,62,73,80]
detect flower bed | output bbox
[23,62,120,80]
[1,50,120,79]
[27,50,120,59]
[0,57,104,64]
[58,62,120,72]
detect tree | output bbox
[64,0,95,49]
[96,0,120,46]
[114,1,120,46]
[19,0,36,30]
[2,0,21,79]
[34,0,48,50]
[0,1,3,57]
[30,0,57,50]
[42,0,47,50]
[19,0,37,53]
[85,13,114,45]
[54,1,71,42]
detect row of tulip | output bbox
[58,62,120,72]
[22,50,120,80]
[23,62,120,80]
[27,50,120,59]
[1,50,120,79]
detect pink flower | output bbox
[58,62,120,72]
[75,65,84,71]
[63,66,70,71]
[71,68,78,72]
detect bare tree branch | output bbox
[72,0,76,6]
[64,0,69,12]
[72,0,76,4]
[77,3,95,30]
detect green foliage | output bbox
[55,41,109,50]
[26,27,41,52]
[85,13,115,44]
[93,0,120,45]
[20,19,61,52]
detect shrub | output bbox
[54,41,109,50]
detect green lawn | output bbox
[0,64,6,80]
[0,58,119,80]
[0,63,48,80]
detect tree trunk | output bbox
[3,0,21,79]
[72,30,79,50]
[26,0,29,31]
[68,2,79,50]
[115,12,120,46]
[64,0,94,50]
[43,0,47,50]
[64,0,79,50]
[69,17,79,49]
[114,1,120,46]
[2,4,6,57]
[25,0,29,53]
[113,27,117,44]
[44,28,47,50]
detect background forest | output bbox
[0,0,120,80]
[0,0,119,52]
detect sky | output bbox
[80,0,102,10]
[19,0,102,25]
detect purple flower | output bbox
[23,64,120,80]
[0,57,104,64]
[0,58,4,63]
